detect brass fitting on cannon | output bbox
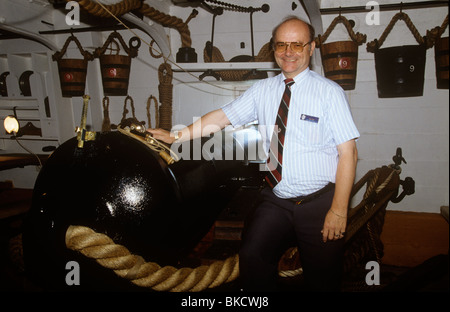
[76,95,96,148]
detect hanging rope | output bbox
[102,96,111,132]
[121,95,136,122]
[65,225,239,292]
[146,95,159,129]
[158,62,173,130]
[367,12,426,52]
[93,30,139,58]
[52,33,94,61]
[426,14,449,48]
[315,15,367,47]
[149,40,164,59]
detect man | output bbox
[148,16,359,291]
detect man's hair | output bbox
[271,16,315,44]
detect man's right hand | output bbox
[146,128,175,144]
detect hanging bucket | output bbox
[52,34,93,97]
[375,45,426,98]
[435,36,449,89]
[320,41,359,90]
[316,15,367,90]
[95,32,140,96]
[100,53,131,96]
[427,16,449,89]
[367,12,428,98]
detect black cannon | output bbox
[22,98,264,290]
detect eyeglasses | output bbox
[273,42,310,53]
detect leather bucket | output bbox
[434,36,449,89]
[374,45,426,98]
[367,12,428,98]
[321,40,359,90]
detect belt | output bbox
[288,183,335,205]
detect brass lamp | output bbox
[4,115,19,134]
[3,114,42,168]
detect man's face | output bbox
[273,20,315,78]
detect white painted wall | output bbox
[320,0,449,213]
[0,0,448,213]
[169,0,449,213]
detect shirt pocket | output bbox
[295,117,324,146]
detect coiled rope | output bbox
[65,225,239,292]
[157,62,173,130]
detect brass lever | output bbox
[76,95,96,148]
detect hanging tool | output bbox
[75,95,96,148]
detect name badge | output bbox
[300,114,319,123]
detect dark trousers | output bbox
[239,186,344,291]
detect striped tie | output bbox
[265,78,295,188]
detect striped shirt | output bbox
[222,68,360,198]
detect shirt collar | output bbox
[280,67,310,85]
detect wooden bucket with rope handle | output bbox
[52,34,94,97]
[427,15,449,89]
[94,31,140,96]
[315,15,367,90]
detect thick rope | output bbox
[367,12,426,52]
[52,33,94,61]
[65,225,239,292]
[140,3,192,48]
[94,30,139,58]
[146,95,159,129]
[67,0,193,48]
[80,0,141,17]
[315,15,367,47]
[426,15,449,48]
[158,62,173,130]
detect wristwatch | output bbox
[173,130,180,143]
